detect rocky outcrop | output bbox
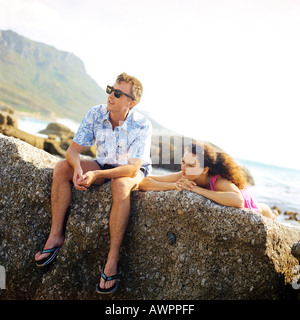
[0,109,96,157]
[1,134,300,300]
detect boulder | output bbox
[292,241,300,261]
[38,122,75,140]
[0,134,300,300]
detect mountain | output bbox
[0,30,107,122]
[0,29,175,131]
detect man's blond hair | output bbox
[116,72,143,105]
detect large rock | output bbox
[0,134,300,300]
[38,122,75,140]
[292,241,300,261]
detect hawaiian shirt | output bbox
[73,104,152,174]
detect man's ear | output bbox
[128,99,136,110]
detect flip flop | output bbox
[95,266,118,294]
[35,246,61,267]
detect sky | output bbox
[1,0,300,170]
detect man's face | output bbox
[107,81,134,113]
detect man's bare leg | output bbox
[99,173,143,290]
[35,159,104,262]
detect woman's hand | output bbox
[176,178,197,191]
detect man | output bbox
[35,72,152,294]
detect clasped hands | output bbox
[174,177,197,192]
[73,169,96,191]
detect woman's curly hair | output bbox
[187,142,247,190]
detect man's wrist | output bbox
[94,170,103,179]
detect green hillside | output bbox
[0,30,107,122]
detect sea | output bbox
[17,115,300,229]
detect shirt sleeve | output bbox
[128,120,152,162]
[73,107,95,147]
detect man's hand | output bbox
[73,167,87,191]
[78,171,96,189]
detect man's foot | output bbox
[35,235,65,264]
[98,259,118,292]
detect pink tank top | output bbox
[208,174,259,213]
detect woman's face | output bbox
[181,152,203,179]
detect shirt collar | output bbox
[102,106,134,133]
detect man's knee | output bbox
[111,177,131,191]
[111,177,137,199]
[53,160,73,181]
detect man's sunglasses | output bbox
[106,85,134,100]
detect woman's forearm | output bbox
[192,186,244,208]
[139,177,177,191]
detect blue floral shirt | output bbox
[73,104,152,174]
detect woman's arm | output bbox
[139,172,182,191]
[180,177,244,208]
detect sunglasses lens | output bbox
[113,90,122,98]
[106,86,112,94]
[106,86,123,98]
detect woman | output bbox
[139,143,278,220]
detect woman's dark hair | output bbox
[187,142,247,189]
